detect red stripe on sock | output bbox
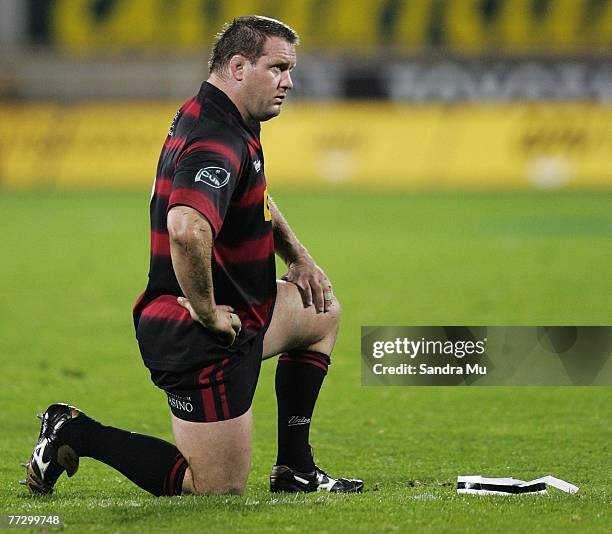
[279,350,330,370]
[303,354,330,366]
[173,458,188,496]
[165,454,185,496]
[278,355,328,373]
[297,350,331,363]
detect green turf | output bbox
[0,190,610,532]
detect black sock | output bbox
[59,414,187,496]
[275,349,330,472]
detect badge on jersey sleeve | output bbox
[195,167,231,188]
[264,187,271,221]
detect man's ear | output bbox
[229,54,247,81]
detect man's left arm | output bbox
[268,196,334,313]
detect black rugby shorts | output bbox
[136,295,271,422]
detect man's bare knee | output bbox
[302,297,340,355]
[263,281,343,358]
[327,297,341,325]
[189,470,246,496]
[173,409,252,497]
[319,297,340,337]
[182,459,249,496]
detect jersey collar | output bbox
[199,81,261,138]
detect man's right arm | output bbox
[167,205,241,345]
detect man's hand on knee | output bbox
[281,257,334,314]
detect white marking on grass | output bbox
[92,499,143,508]
[408,493,441,501]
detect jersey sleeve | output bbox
[168,137,245,238]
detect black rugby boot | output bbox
[20,403,81,495]
[270,464,363,493]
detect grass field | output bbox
[0,189,610,532]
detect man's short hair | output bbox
[209,16,299,74]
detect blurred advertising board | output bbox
[27,0,612,55]
[1,102,611,190]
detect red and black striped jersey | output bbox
[133,82,276,367]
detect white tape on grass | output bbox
[457,475,579,495]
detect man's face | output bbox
[240,36,296,122]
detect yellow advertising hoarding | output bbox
[1,102,611,190]
[46,0,612,54]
